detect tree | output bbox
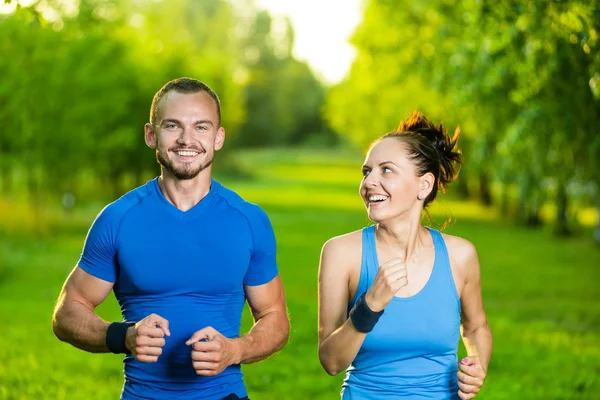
[324,0,600,238]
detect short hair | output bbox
[149,77,221,126]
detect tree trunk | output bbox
[26,167,41,234]
[554,183,570,236]
[594,192,600,246]
[109,169,123,199]
[0,165,12,197]
[526,202,542,227]
[456,173,469,199]
[479,172,493,206]
[500,183,510,217]
[134,168,143,189]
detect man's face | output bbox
[145,91,224,180]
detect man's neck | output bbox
[157,169,213,212]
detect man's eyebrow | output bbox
[160,119,214,126]
[194,120,214,126]
[161,118,181,125]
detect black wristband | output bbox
[349,293,384,333]
[106,322,135,354]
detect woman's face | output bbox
[359,138,425,223]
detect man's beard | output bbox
[156,149,213,180]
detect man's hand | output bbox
[457,356,486,399]
[186,326,240,376]
[125,313,170,362]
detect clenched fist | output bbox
[457,356,486,399]
[125,313,170,363]
[186,326,240,376]
[364,257,408,312]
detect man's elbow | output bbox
[51,309,68,342]
[52,319,65,342]
[278,317,291,350]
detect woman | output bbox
[318,111,492,400]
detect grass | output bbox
[1,148,599,399]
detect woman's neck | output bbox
[375,215,428,262]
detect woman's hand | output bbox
[457,356,486,399]
[364,257,408,312]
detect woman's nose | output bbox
[364,173,378,187]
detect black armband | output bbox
[106,322,135,354]
[349,293,384,333]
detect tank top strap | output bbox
[363,224,380,280]
[426,227,460,309]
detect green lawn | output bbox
[1,149,599,399]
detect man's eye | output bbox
[165,124,177,129]
[197,125,208,131]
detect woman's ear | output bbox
[418,172,435,200]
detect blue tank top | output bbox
[341,226,461,400]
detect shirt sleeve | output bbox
[77,204,120,283]
[243,206,279,286]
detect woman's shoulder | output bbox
[320,229,364,286]
[322,229,364,256]
[440,232,479,268]
[320,229,364,271]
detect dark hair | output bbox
[150,77,221,126]
[376,110,462,208]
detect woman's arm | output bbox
[456,240,493,399]
[318,237,367,375]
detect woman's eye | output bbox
[383,167,392,173]
[362,169,370,177]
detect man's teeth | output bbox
[368,195,388,202]
[177,151,198,156]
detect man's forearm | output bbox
[462,322,493,371]
[52,300,111,353]
[233,309,289,364]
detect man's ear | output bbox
[144,123,157,149]
[214,127,225,151]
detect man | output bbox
[52,77,290,400]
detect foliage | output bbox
[0,0,331,204]
[324,0,600,236]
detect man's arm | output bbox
[187,275,289,375]
[237,274,290,363]
[53,266,171,361]
[52,266,115,352]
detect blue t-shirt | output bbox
[78,178,278,400]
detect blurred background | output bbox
[0,0,598,399]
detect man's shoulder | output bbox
[97,180,155,223]
[215,181,267,219]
